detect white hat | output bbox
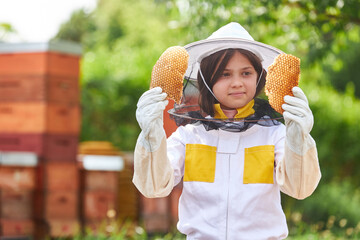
[184,22,283,80]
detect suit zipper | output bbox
[225,154,231,240]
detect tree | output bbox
[54,9,97,49]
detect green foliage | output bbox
[324,41,360,98]
[53,217,360,240]
[54,9,97,48]
[162,0,360,63]
[299,74,360,184]
[53,219,186,240]
[285,181,360,239]
[80,76,145,150]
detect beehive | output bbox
[0,152,38,238]
[78,141,137,231]
[0,41,82,239]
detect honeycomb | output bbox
[150,46,189,104]
[265,54,300,114]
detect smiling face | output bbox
[197,48,265,117]
[212,51,258,111]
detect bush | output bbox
[300,76,360,185]
[284,180,360,239]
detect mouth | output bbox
[229,92,245,97]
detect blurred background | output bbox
[1,0,360,239]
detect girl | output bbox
[133,22,321,240]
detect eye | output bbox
[223,72,230,77]
[220,71,231,78]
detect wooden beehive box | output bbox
[0,41,82,239]
[0,102,80,134]
[0,134,78,161]
[0,219,35,237]
[0,152,38,238]
[140,196,171,233]
[0,42,81,77]
[47,218,80,238]
[0,41,81,106]
[41,162,79,191]
[0,152,38,190]
[78,141,138,230]
[0,41,82,163]
[0,75,79,103]
[35,162,80,220]
[1,190,34,219]
[117,168,138,219]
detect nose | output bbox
[230,74,244,88]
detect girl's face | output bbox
[212,51,258,110]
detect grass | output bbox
[286,211,360,240]
[52,216,360,240]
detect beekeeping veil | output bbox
[169,22,285,132]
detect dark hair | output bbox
[197,48,266,116]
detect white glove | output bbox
[282,86,315,154]
[136,87,169,152]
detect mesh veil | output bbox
[168,77,283,132]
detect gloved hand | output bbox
[277,87,320,199]
[282,86,315,154]
[136,87,169,152]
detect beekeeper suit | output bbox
[133,22,321,240]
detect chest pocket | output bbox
[244,145,275,184]
[184,144,217,182]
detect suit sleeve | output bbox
[276,122,321,200]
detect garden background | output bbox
[2,0,360,239]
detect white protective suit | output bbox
[133,86,321,240]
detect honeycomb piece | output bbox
[265,54,300,114]
[150,46,189,104]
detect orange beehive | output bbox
[78,141,138,231]
[0,40,82,137]
[117,168,138,219]
[0,102,80,134]
[0,133,78,161]
[47,219,80,238]
[83,190,117,220]
[140,196,171,233]
[0,153,38,238]
[0,165,37,191]
[0,75,79,103]
[1,190,34,219]
[33,188,80,237]
[40,162,79,191]
[83,171,118,192]
[0,41,82,239]
[0,219,35,237]
[34,162,80,230]
[0,42,81,77]
[33,161,80,236]
[43,190,79,219]
[0,42,81,166]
